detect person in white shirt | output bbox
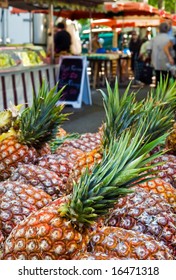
[149,22,175,87]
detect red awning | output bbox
[10,7,28,13]
[104,1,160,17]
[91,16,162,29]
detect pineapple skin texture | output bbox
[88,226,174,260]
[1,199,89,260]
[0,181,52,238]
[0,136,38,181]
[105,185,176,257]
[67,149,103,187]
[59,132,102,153]
[10,163,69,200]
[137,178,176,212]
[150,153,176,187]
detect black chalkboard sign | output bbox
[56,56,92,108]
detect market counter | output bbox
[0,64,59,111]
[0,44,60,110]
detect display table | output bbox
[0,44,61,110]
[0,64,59,110]
[86,53,131,89]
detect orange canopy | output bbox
[104,1,160,17]
[91,16,162,29]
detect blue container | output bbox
[96,48,106,54]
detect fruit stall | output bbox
[0,45,59,110]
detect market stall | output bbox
[0,0,108,110]
[0,45,58,110]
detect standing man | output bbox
[54,22,71,57]
[149,22,175,87]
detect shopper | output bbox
[128,30,142,86]
[137,38,153,85]
[149,22,175,87]
[54,22,71,56]
[66,22,82,55]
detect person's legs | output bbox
[132,58,144,87]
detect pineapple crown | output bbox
[17,81,70,147]
[138,78,176,144]
[58,124,167,229]
[100,79,143,148]
[0,104,22,135]
[153,76,176,106]
[100,78,176,149]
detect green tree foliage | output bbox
[148,0,176,13]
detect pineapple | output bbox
[0,81,69,181]
[0,181,52,238]
[37,154,75,187]
[105,185,176,256]
[1,125,171,260]
[67,149,103,187]
[0,136,38,180]
[137,177,176,212]
[35,147,85,194]
[149,153,176,188]
[54,146,84,162]
[58,132,102,153]
[0,104,22,135]
[2,193,88,260]
[88,226,173,260]
[10,146,85,199]
[53,131,103,189]
[10,163,69,200]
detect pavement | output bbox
[62,80,153,134]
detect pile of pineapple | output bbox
[0,79,175,260]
